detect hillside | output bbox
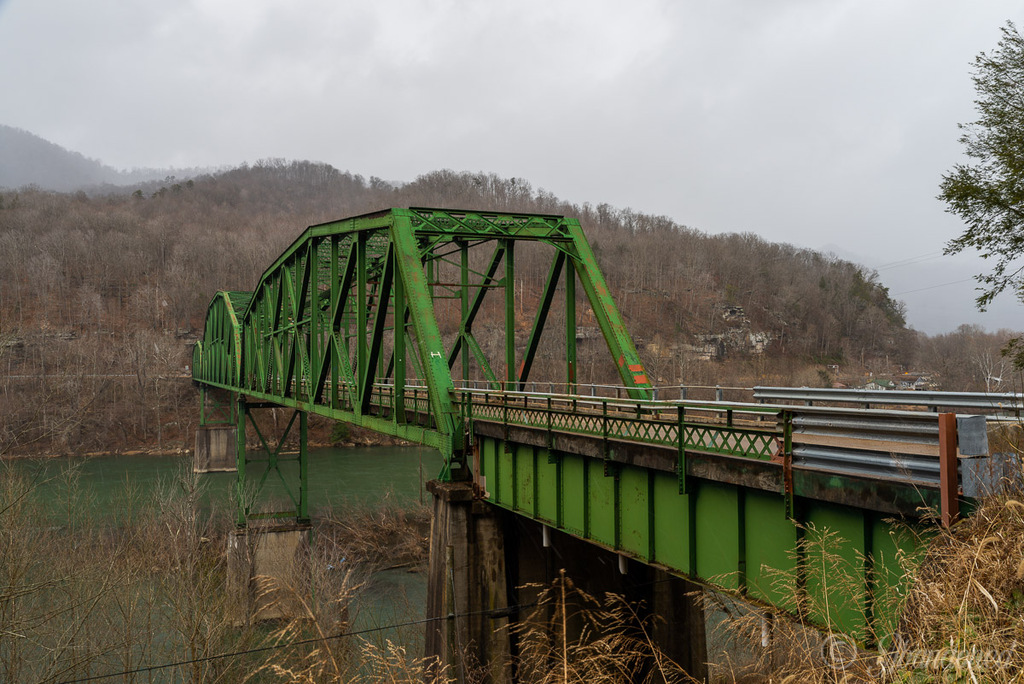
[0,149,1016,456]
[0,125,125,190]
[0,124,204,192]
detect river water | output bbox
[11,445,443,656]
[19,444,442,514]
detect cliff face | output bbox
[679,306,772,362]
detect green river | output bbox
[7,445,444,673]
[18,444,442,515]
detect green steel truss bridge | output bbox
[192,207,975,643]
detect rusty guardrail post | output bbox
[782,409,794,518]
[938,412,959,527]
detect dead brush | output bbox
[316,493,431,572]
[245,568,454,684]
[249,626,453,684]
[705,494,1024,683]
[513,570,699,684]
[890,493,1024,681]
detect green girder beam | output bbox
[518,251,565,388]
[475,434,922,643]
[567,220,652,398]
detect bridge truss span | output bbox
[193,207,653,479]
[191,207,984,645]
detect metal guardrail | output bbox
[451,380,752,402]
[753,386,1024,413]
[343,382,981,488]
[787,407,945,484]
[449,386,971,487]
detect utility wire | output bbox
[894,278,976,296]
[875,252,946,271]
[59,568,688,683]
[59,603,534,684]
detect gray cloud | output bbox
[1,0,1022,333]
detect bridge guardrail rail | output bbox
[754,385,1024,414]
[452,387,990,491]
[786,407,945,484]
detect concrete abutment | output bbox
[425,481,512,684]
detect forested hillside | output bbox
[0,160,1013,455]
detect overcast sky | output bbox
[1,0,1022,335]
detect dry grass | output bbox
[240,561,452,684]
[889,494,1024,682]
[513,570,699,684]
[704,490,1024,683]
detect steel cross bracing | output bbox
[193,208,653,480]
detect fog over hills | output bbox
[0,125,204,191]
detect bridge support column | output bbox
[194,426,237,472]
[425,481,511,684]
[194,388,237,472]
[226,522,312,625]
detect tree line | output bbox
[0,160,1015,455]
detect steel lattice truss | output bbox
[193,208,652,478]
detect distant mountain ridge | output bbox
[0,125,202,191]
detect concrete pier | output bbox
[193,426,237,473]
[425,481,512,684]
[226,523,311,625]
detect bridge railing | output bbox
[447,386,989,488]
[239,376,983,488]
[451,379,753,403]
[454,386,783,461]
[753,385,1024,415]
[785,406,952,484]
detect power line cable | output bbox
[59,603,534,684]
[875,252,946,271]
[59,568,689,683]
[897,276,974,294]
